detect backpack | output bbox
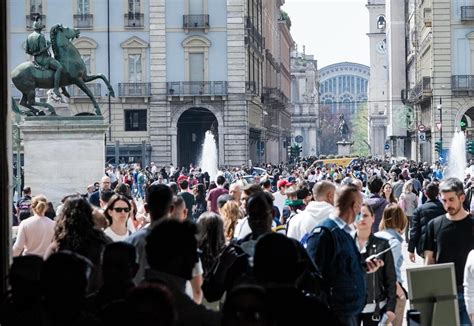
[17,197,32,221]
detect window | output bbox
[182,36,211,82]
[78,0,89,14]
[81,54,91,73]
[128,0,140,13]
[128,54,142,82]
[125,110,147,131]
[189,0,203,15]
[121,36,149,82]
[189,53,204,82]
[30,0,43,14]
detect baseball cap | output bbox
[277,179,292,189]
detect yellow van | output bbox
[313,157,359,169]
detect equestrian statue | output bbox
[11,19,115,116]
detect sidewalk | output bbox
[401,239,424,326]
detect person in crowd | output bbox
[305,185,383,326]
[424,178,474,325]
[220,200,243,243]
[381,182,397,204]
[408,182,446,262]
[203,191,274,303]
[168,182,179,196]
[375,204,408,326]
[355,203,396,325]
[229,183,242,203]
[125,184,174,285]
[233,184,266,240]
[169,196,188,222]
[0,256,43,326]
[273,179,291,216]
[365,176,389,233]
[399,181,418,240]
[45,196,112,293]
[16,186,32,222]
[221,285,271,326]
[86,242,138,315]
[179,180,195,221]
[192,183,207,221]
[287,181,335,242]
[207,175,229,213]
[89,176,112,207]
[391,174,405,200]
[103,194,132,242]
[464,249,474,324]
[145,219,221,325]
[13,195,55,257]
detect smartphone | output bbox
[366,244,398,261]
[406,309,421,326]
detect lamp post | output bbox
[437,97,442,143]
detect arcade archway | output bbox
[177,107,218,168]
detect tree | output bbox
[351,102,370,157]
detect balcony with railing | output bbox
[263,87,288,108]
[73,14,93,29]
[408,76,432,102]
[68,83,101,98]
[245,16,264,51]
[461,6,474,20]
[183,14,210,30]
[26,14,46,30]
[167,81,228,97]
[124,13,144,28]
[452,75,474,92]
[118,82,151,97]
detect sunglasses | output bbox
[112,207,130,213]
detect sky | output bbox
[282,0,370,69]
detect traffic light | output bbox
[290,144,302,158]
[434,141,442,153]
[467,141,474,154]
[460,120,467,131]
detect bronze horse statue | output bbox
[11,24,114,116]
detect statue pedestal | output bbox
[337,140,354,156]
[20,116,108,206]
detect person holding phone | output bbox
[355,203,397,325]
[375,204,408,326]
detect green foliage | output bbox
[351,103,370,157]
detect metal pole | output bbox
[15,113,21,202]
[439,97,443,142]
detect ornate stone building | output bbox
[290,50,319,157]
[10,0,294,167]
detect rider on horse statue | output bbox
[25,19,63,98]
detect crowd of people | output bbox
[3,157,474,325]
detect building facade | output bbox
[290,50,319,157]
[10,0,293,168]
[318,62,370,154]
[366,0,388,157]
[403,0,474,163]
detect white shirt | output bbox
[104,227,130,242]
[273,191,287,216]
[287,201,335,242]
[13,215,55,257]
[464,250,474,315]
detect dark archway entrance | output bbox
[177,107,218,168]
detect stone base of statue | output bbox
[337,140,354,156]
[20,116,108,206]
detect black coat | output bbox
[408,199,446,256]
[356,234,397,314]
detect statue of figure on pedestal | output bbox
[338,114,350,141]
[11,19,115,116]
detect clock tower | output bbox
[366,0,387,157]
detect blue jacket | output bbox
[306,218,367,316]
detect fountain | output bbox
[446,130,467,181]
[199,130,218,182]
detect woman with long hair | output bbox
[192,183,207,220]
[375,204,408,326]
[354,203,396,325]
[46,196,111,293]
[220,200,242,242]
[381,182,397,204]
[13,195,55,257]
[398,181,418,240]
[104,194,132,242]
